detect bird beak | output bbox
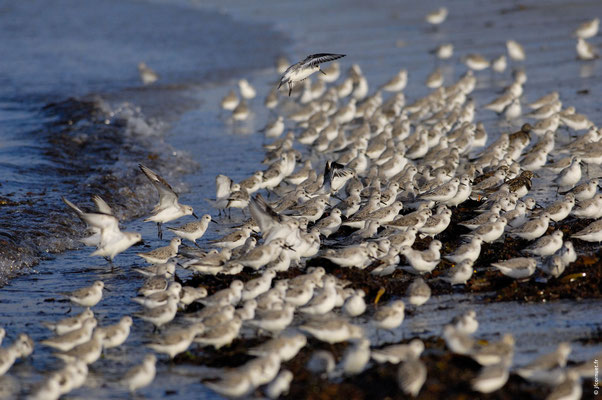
[104,287,112,292]
[192,212,199,219]
[319,68,327,76]
[283,244,296,251]
[134,239,145,246]
[210,219,218,224]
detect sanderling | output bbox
[63,197,141,262]
[299,276,337,315]
[138,62,158,85]
[529,91,559,109]
[371,339,424,364]
[278,53,346,96]
[459,205,502,230]
[517,342,571,385]
[575,17,599,38]
[194,316,243,349]
[510,213,550,240]
[572,218,602,242]
[98,316,132,350]
[527,99,561,119]
[398,357,427,397]
[425,7,448,25]
[27,374,61,400]
[243,353,282,387]
[262,116,285,139]
[138,276,168,296]
[471,363,510,394]
[198,280,244,307]
[248,304,295,333]
[419,207,452,236]
[179,285,208,306]
[554,157,582,190]
[238,79,256,99]
[133,293,179,330]
[491,257,537,279]
[242,269,276,301]
[571,194,602,219]
[248,333,307,362]
[545,370,582,400]
[506,39,526,61]
[443,324,475,355]
[235,299,257,321]
[524,230,564,256]
[435,43,453,59]
[139,164,197,239]
[541,255,566,278]
[205,371,253,398]
[339,337,371,376]
[133,261,176,278]
[61,281,105,308]
[558,241,577,265]
[211,226,254,250]
[167,214,212,246]
[41,318,97,352]
[122,354,156,393]
[54,329,105,365]
[220,89,239,111]
[445,235,483,264]
[42,308,94,336]
[236,238,287,270]
[132,282,182,308]
[464,54,490,70]
[484,92,514,113]
[425,67,444,89]
[343,289,366,317]
[407,277,431,306]
[314,208,342,237]
[265,369,293,399]
[373,300,405,331]
[137,237,181,264]
[386,208,431,231]
[576,37,597,60]
[442,260,474,285]
[300,318,364,344]
[320,245,372,268]
[470,333,515,366]
[147,323,205,359]
[451,310,479,335]
[492,54,507,73]
[543,195,575,222]
[400,240,441,274]
[55,360,88,396]
[283,281,315,307]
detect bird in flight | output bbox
[278,53,346,96]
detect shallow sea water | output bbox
[0,0,602,398]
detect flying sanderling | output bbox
[278,53,346,96]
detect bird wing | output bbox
[92,195,113,215]
[139,164,178,208]
[302,53,346,67]
[216,174,233,199]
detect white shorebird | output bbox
[122,354,157,393]
[139,164,197,239]
[167,214,212,246]
[61,281,106,309]
[278,53,346,96]
[138,62,158,85]
[63,197,141,263]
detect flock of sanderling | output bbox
[1,7,601,400]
